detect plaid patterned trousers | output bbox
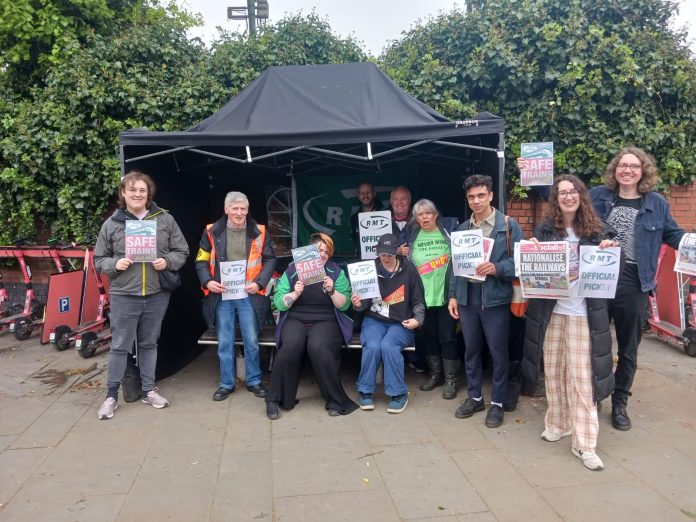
[543,313,599,452]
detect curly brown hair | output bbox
[118,170,155,209]
[546,175,604,238]
[603,146,659,194]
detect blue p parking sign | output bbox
[58,297,70,314]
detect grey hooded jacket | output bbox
[94,203,189,296]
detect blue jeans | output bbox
[357,316,414,397]
[215,297,262,389]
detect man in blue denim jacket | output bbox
[590,147,684,431]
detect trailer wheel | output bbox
[13,319,32,341]
[78,331,98,358]
[0,301,22,317]
[31,301,44,320]
[684,328,696,357]
[53,325,73,351]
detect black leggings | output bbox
[267,318,357,414]
[416,306,458,361]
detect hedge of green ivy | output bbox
[1,1,694,243]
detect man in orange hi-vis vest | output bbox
[195,191,276,402]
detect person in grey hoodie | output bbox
[95,171,189,420]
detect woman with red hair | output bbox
[265,233,358,420]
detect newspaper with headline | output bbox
[675,233,696,276]
[517,240,570,298]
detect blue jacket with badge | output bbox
[590,186,684,292]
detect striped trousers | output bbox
[543,313,598,453]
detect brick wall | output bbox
[507,182,696,238]
[507,192,546,239]
[668,182,696,233]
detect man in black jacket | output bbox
[350,181,384,254]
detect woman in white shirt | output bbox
[521,175,617,471]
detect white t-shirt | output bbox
[553,228,586,316]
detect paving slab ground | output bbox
[0,328,695,521]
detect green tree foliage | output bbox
[0,5,219,243]
[382,0,696,193]
[0,0,147,91]
[209,12,366,94]
[0,11,365,243]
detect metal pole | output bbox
[247,0,256,37]
[497,132,506,212]
[119,145,125,177]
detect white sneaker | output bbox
[98,397,117,420]
[142,388,170,409]
[571,447,604,471]
[541,428,573,442]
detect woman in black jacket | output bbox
[520,175,617,471]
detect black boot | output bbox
[442,359,460,400]
[420,355,444,391]
[611,392,632,431]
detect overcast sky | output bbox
[180,0,695,56]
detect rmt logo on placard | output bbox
[581,250,618,266]
[221,264,246,276]
[452,235,482,248]
[360,216,389,229]
[349,264,373,276]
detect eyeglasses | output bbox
[126,188,148,195]
[617,163,642,172]
[558,190,579,200]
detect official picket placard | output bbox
[675,233,696,276]
[465,237,494,282]
[347,260,381,300]
[125,220,157,262]
[292,244,326,285]
[577,246,621,298]
[451,230,484,277]
[358,211,392,260]
[518,240,570,298]
[520,142,554,186]
[219,260,248,300]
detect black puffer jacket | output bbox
[520,219,615,402]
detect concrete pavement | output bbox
[0,330,695,521]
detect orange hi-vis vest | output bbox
[199,223,267,296]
